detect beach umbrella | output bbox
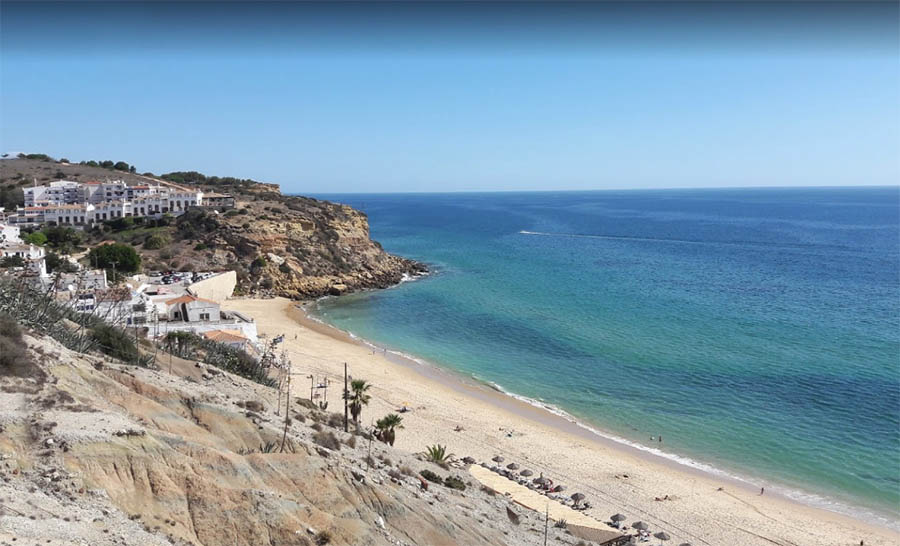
[611,513,627,522]
[506,463,519,470]
[677,543,692,546]
[654,531,671,541]
[553,484,566,492]
[462,456,476,464]
[492,455,504,463]
[520,469,533,477]
[534,476,550,486]
[632,521,650,531]
[571,493,586,504]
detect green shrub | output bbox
[144,234,169,250]
[443,475,467,491]
[193,243,208,251]
[23,231,47,245]
[88,243,141,280]
[46,251,78,273]
[251,256,267,268]
[0,256,24,268]
[89,324,143,365]
[0,313,40,379]
[420,469,443,484]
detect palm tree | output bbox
[343,379,372,426]
[375,413,404,446]
[422,444,454,469]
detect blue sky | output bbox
[1,2,897,193]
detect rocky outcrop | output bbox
[0,158,427,299]
[0,333,573,546]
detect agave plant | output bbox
[375,413,404,446]
[342,379,372,426]
[422,444,454,468]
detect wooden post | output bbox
[343,362,349,433]
[365,422,374,472]
[543,503,549,546]
[280,370,292,452]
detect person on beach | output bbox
[659,435,662,443]
[760,487,765,495]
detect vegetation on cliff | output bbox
[0,156,426,298]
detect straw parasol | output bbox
[520,469,534,477]
[492,455,504,463]
[678,543,692,546]
[462,456,476,464]
[571,493,586,505]
[553,484,566,492]
[632,521,650,531]
[611,513,627,522]
[506,463,520,470]
[534,476,550,486]
[655,531,671,541]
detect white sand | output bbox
[224,297,899,546]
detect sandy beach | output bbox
[223,297,899,546]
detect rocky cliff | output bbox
[0,332,580,546]
[0,157,426,299]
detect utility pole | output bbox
[308,374,314,401]
[543,503,549,546]
[280,367,292,452]
[365,421,374,472]
[343,362,349,433]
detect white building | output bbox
[24,180,82,207]
[12,179,212,227]
[162,294,220,322]
[43,203,95,226]
[1,243,47,277]
[1,222,21,245]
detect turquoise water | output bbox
[307,188,900,524]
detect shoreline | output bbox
[296,301,900,531]
[224,296,899,546]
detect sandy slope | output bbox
[224,297,900,546]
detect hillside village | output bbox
[1,155,426,365]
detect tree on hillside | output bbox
[88,243,141,281]
[375,413,404,446]
[342,379,372,426]
[0,185,24,210]
[46,251,78,274]
[22,231,47,246]
[44,226,83,253]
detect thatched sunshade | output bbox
[492,455,504,463]
[462,456,476,464]
[632,521,650,531]
[678,543,692,546]
[506,463,519,470]
[520,469,534,477]
[533,476,550,485]
[611,513,627,522]
[571,493,586,503]
[654,531,671,541]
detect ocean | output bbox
[306,187,900,526]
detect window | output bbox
[199,313,210,321]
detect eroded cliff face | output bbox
[0,334,564,546]
[0,158,426,299]
[135,192,428,299]
[175,196,426,299]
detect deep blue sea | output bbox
[307,188,900,524]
